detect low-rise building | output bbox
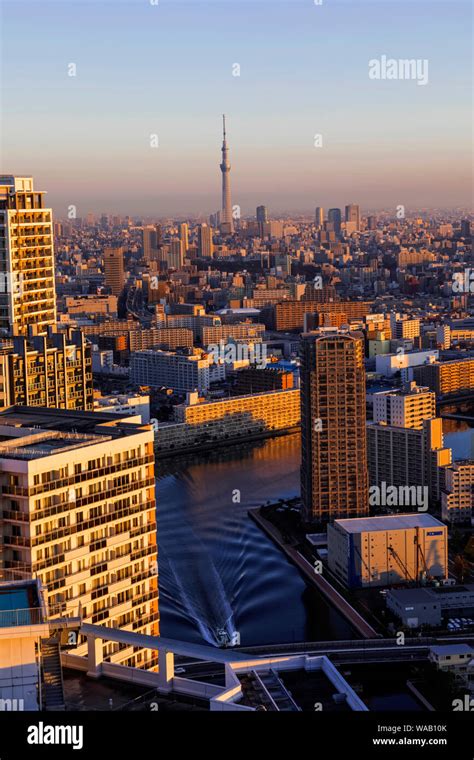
[94,393,150,423]
[327,514,448,588]
[155,388,300,454]
[386,583,474,628]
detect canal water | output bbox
[156,421,473,647]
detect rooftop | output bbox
[430,644,473,657]
[388,584,474,604]
[0,406,153,460]
[334,513,445,534]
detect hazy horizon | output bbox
[1,0,472,216]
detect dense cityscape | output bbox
[0,0,472,754]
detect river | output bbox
[156,421,473,647]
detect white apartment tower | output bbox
[0,176,57,336]
[0,407,159,670]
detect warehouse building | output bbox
[327,514,448,588]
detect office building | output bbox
[441,461,474,524]
[345,204,360,231]
[0,406,158,669]
[327,514,448,588]
[300,330,369,523]
[314,207,324,227]
[103,247,125,295]
[327,208,342,234]
[373,382,436,430]
[0,176,56,336]
[256,206,268,224]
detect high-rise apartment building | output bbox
[274,299,373,332]
[345,204,360,231]
[413,358,474,396]
[103,247,125,295]
[198,224,214,258]
[0,406,158,669]
[0,176,56,336]
[179,222,189,258]
[130,349,211,392]
[373,382,436,430]
[0,327,93,411]
[367,417,452,503]
[142,226,160,262]
[300,330,369,522]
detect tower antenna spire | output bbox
[222,114,226,139]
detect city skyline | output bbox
[1,0,472,216]
[0,0,473,737]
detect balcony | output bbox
[0,607,44,628]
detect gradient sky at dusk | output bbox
[1,0,472,217]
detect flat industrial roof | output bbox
[334,513,445,534]
[388,584,474,603]
[430,644,473,656]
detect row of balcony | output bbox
[0,454,154,498]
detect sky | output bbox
[0,0,472,217]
